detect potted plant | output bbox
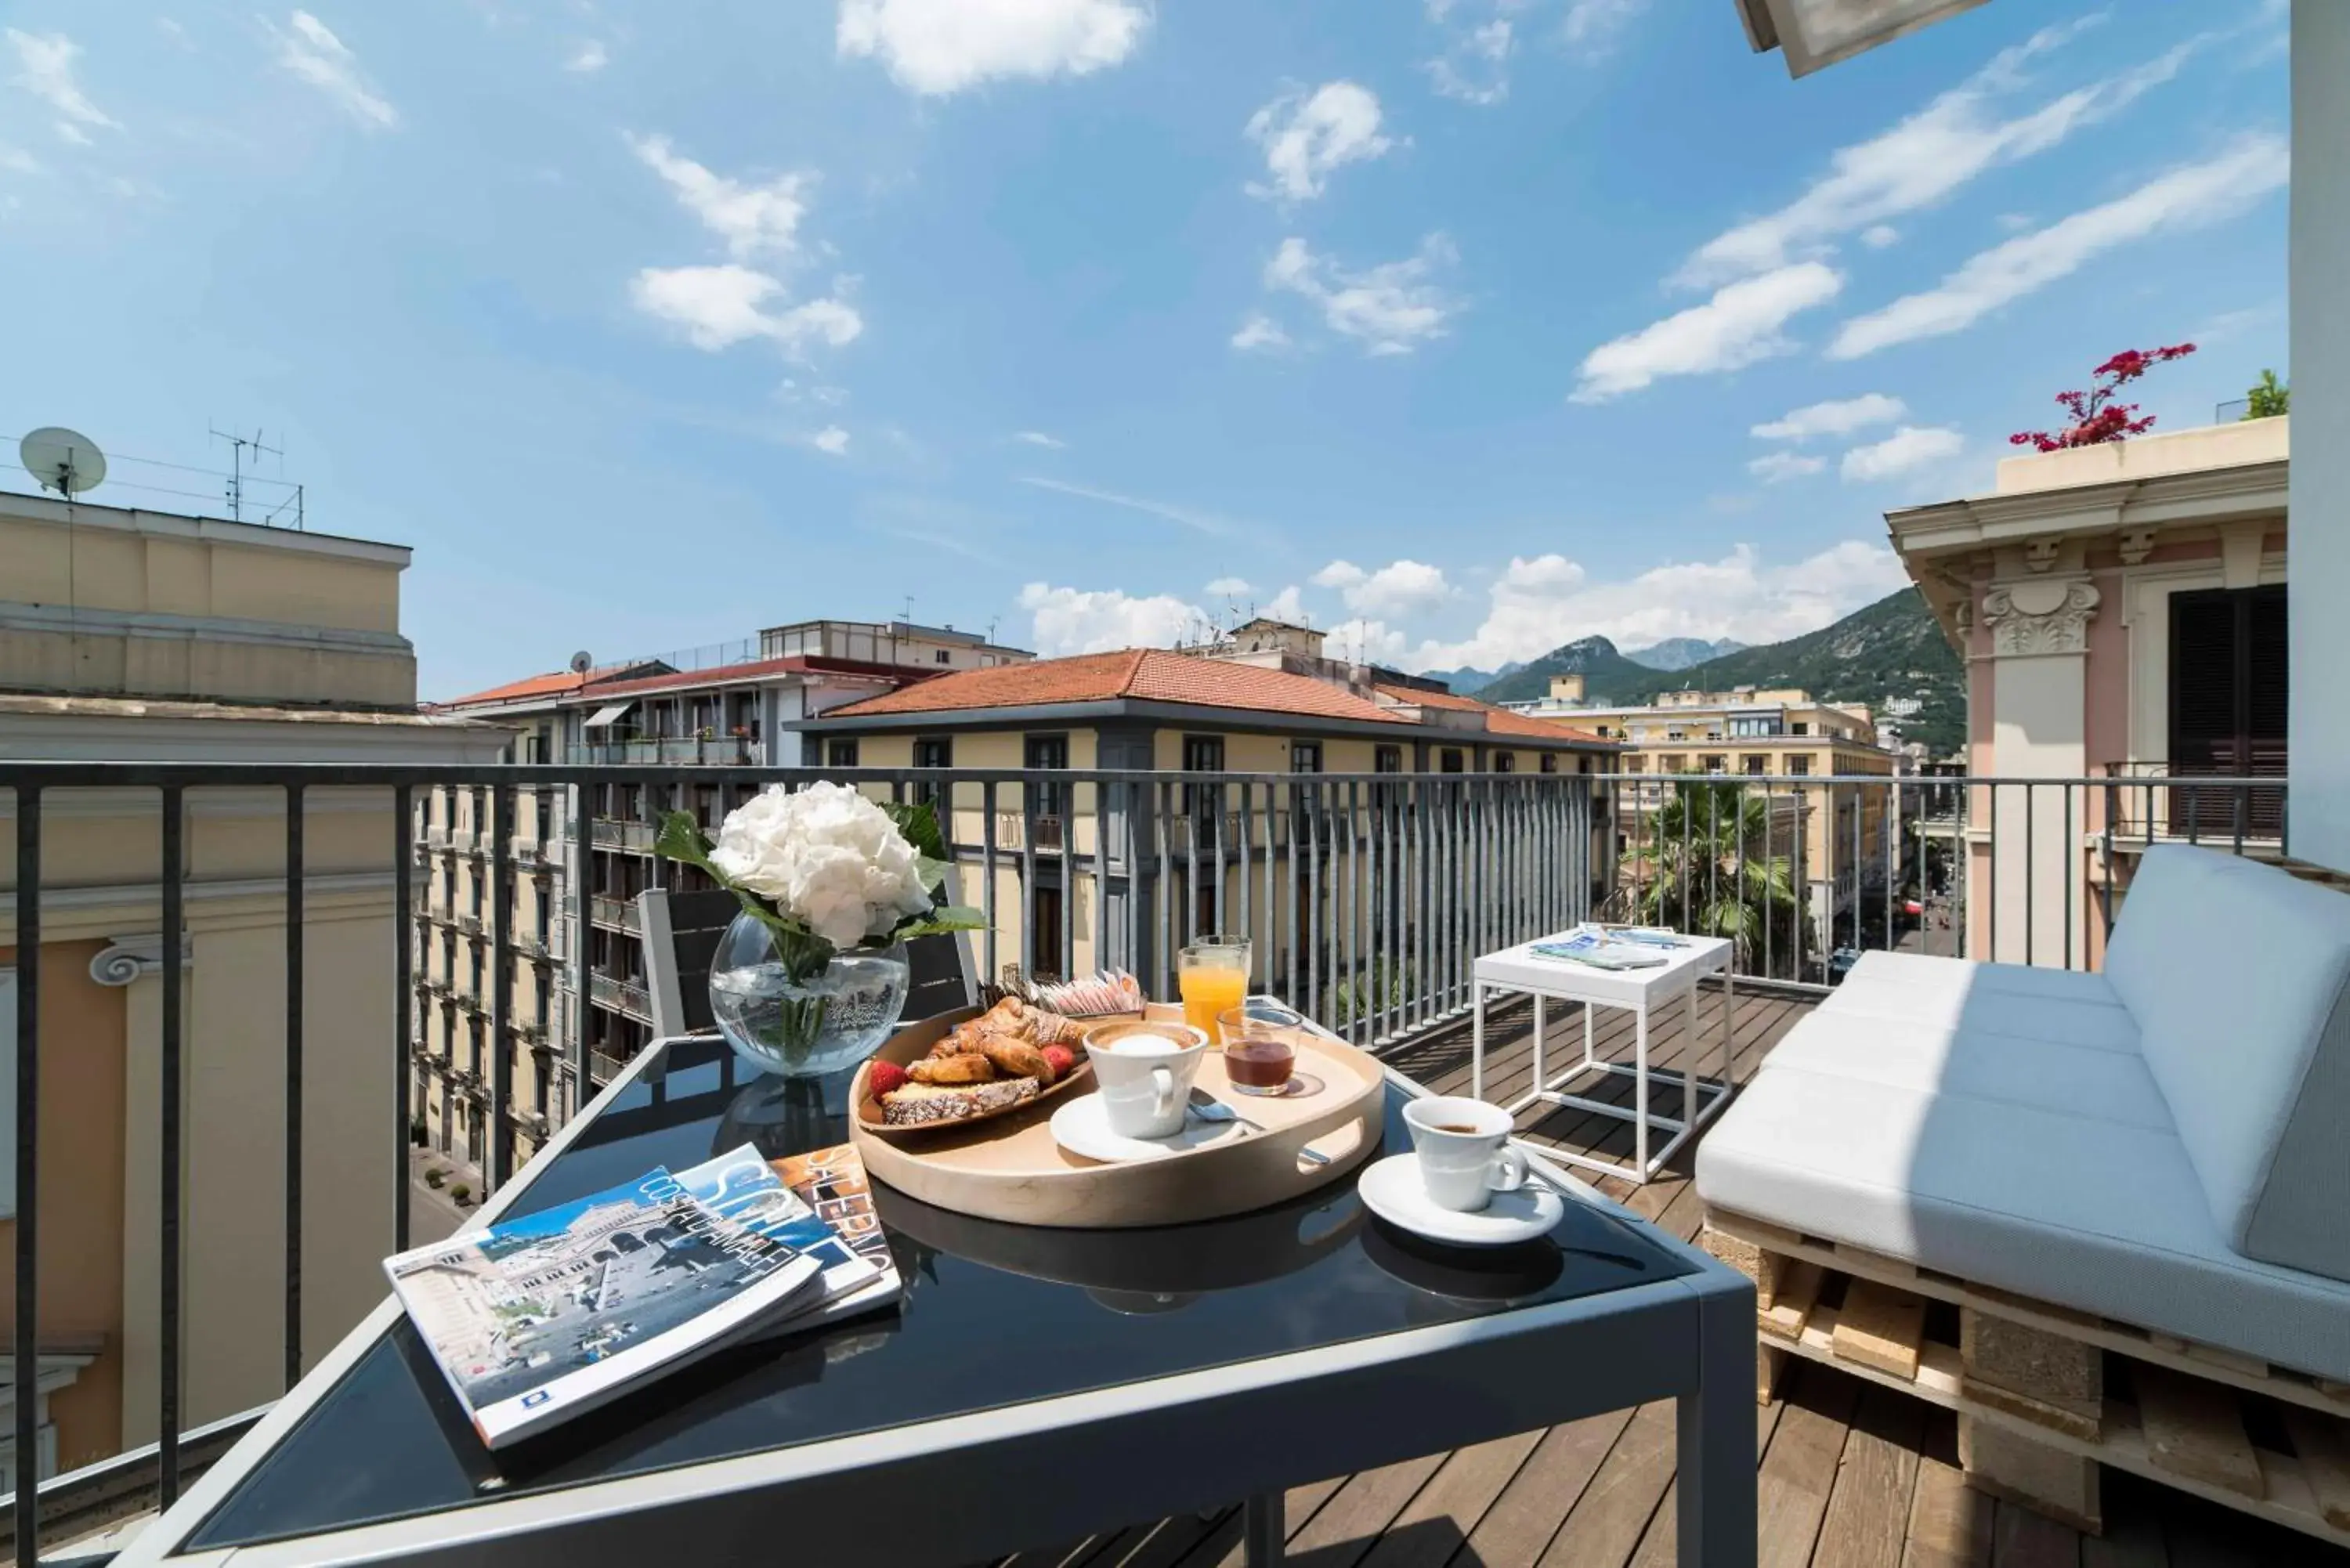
[657,783,985,1078]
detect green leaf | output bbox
[892,905,989,941]
[883,798,949,864]
[655,810,718,872]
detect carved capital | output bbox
[1982,580,2100,656]
[89,934,195,988]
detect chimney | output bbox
[1549,673,1586,704]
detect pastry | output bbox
[906,1052,996,1086]
[879,1078,1039,1126]
[978,1035,1055,1085]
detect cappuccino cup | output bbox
[1082,1021,1209,1140]
[1402,1097,1529,1212]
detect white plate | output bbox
[1049,1093,1247,1164]
[1355,1154,1564,1247]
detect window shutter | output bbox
[0,970,15,1218]
[2167,591,2242,774]
[2245,584,2288,773]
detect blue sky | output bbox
[0,2,2290,699]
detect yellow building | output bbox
[801,646,1617,998]
[1506,675,1899,959]
[0,487,504,1479]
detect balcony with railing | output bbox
[0,759,2312,1564]
[573,735,762,767]
[589,817,659,853]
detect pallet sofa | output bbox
[1694,844,2350,1546]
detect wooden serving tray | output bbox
[849,1003,1385,1230]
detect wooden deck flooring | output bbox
[989,989,2350,1568]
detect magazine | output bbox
[386,1147,832,1450]
[1528,929,1671,971]
[772,1143,902,1320]
[673,1144,897,1330]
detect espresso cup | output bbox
[1083,1021,1209,1140]
[1402,1097,1529,1213]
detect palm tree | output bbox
[1618,781,1810,976]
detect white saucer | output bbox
[1050,1093,1246,1164]
[1355,1154,1565,1247]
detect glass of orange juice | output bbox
[1178,937,1251,1044]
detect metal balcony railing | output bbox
[590,818,658,852]
[0,758,2300,1558]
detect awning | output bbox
[584,702,635,729]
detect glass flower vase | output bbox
[706,912,911,1078]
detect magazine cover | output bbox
[1528,929,1669,970]
[671,1146,886,1318]
[384,1162,822,1449]
[772,1143,902,1318]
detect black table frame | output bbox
[118,1039,1757,1568]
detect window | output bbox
[1731,716,1784,738]
[1439,748,1466,774]
[1540,753,1558,775]
[1744,755,1768,776]
[913,735,953,813]
[1181,735,1226,820]
[1493,752,1515,773]
[1030,885,1065,982]
[826,739,860,768]
[1661,754,1685,774]
[935,649,951,664]
[1025,734,1068,828]
[2169,584,2287,832]
[1788,754,1812,776]
[1701,754,1727,774]
[1374,745,1403,773]
[1291,741,1322,773]
[1791,722,1810,736]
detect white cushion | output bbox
[1842,950,2124,1009]
[1760,1010,2171,1132]
[1821,974,2141,1055]
[2106,847,2350,1281]
[1695,1063,2350,1380]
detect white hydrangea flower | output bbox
[708,782,934,948]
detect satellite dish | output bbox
[569,651,594,675]
[20,427,106,497]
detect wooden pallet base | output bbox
[1706,1214,2350,1549]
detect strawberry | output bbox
[1041,1045,1077,1080]
[866,1060,909,1100]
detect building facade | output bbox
[0,490,504,1479]
[1506,675,1900,955]
[1888,416,2289,968]
[421,620,1036,1127]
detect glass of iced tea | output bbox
[1217,1006,1298,1096]
[1178,937,1250,1042]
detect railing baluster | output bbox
[490,785,515,1191]
[14,784,41,1559]
[1059,775,1076,984]
[284,782,306,1388]
[981,781,998,988]
[161,786,186,1508]
[392,784,412,1255]
[1237,784,1254,984]
[1346,779,1361,1046]
[1090,778,1108,977]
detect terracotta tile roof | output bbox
[1373,682,1611,746]
[825,649,1407,724]
[440,662,649,708]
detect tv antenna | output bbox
[20,427,107,497]
[209,424,283,522]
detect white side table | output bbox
[1471,933,1737,1184]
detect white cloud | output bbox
[6,30,118,142]
[1561,0,1649,56]
[1412,541,1910,671]
[1014,430,1065,448]
[1231,313,1291,352]
[0,143,39,175]
[1426,18,1511,105]
[837,0,1146,96]
[1019,583,1205,656]
[1571,262,1842,402]
[1748,451,1825,483]
[565,40,609,73]
[1313,558,1454,619]
[1839,425,1964,482]
[630,265,863,355]
[811,425,851,456]
[1325,616,1412,667]
[1260,585,1308,623]
[1860,224,1899,248]
[1751,392,1907,441]
[266,11,398,129]
[1672,23,2193,288]
[1017,476,1238,537]
[1204,576,1251,597]
[1246,81,1394,202]
[1264,234,1460,357]
[1830,136,2290,359]
[628,135,811,262]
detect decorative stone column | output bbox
[1978,578,2099,966]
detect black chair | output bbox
[636,884,978,1041]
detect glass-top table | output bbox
[121,1033,1757,1568]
